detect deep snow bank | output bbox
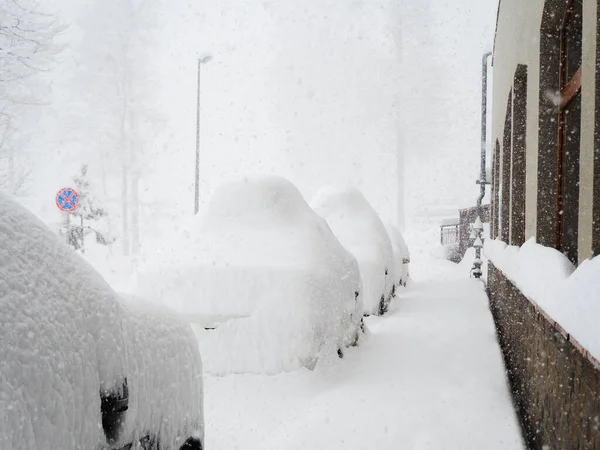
[0,192,204,450]
[137,175,362,375]
[311,186,394,315]
[485,238,600,361]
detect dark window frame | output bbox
[556,0,582,264]
[538,0,583,265]
[492,140,501,239]
[501,91,512,243]
[510,65,528,246]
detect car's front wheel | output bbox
[180,436,203,449]
[378,295,386,316]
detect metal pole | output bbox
[477,51,493,209]
[194,58,201,215]
[473,51,492,280]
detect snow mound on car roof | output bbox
[138,175,362,375]
[311,186,394,315]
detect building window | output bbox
[538,0,583,265]
[501,91,512,243]
[557,0,582,264]
[510,65,528,246]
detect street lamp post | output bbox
[195,54,213,215]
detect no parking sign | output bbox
[56,187,79,213]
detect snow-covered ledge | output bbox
[485,238,600,363]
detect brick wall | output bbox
[488,263,600,449]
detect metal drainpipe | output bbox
[473,51,493,280]
[477,51,493,208]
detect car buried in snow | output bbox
[385,223,410,288]
[0,192,204,450]
[136,175,363,375]
[311,186,395,316]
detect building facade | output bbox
[489,1,600,447]
[491,0,599,265]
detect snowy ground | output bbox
[203,258,524,449]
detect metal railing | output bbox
[440,225,459,246]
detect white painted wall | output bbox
[491,0,544,241]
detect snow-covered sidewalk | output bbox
[204,270,524,449]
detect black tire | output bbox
[378,295,386,316]
[180,437,203,450]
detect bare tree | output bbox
[0,0,62,104]
[0,0,62,194]
[0,110,32,194]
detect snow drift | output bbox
[137,175,362,375]
[311,186,394,315]
[0,192,203,450]
[485,238,600,361]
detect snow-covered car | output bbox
[311,186,394,316]
[385,223,411,288]
[0,192,204,450]
[137,175,363,375]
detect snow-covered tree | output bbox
[61,164,112,253]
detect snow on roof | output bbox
[138,175,362,374]
[485,238,600,361]
[311,185,394,315]
[148,175,347,272]
[440,216,460,226]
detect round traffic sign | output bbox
[56,187,79,213]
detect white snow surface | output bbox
[203,260,523,449]
[385,222,410,285]
[485,238,600,361]
[137,175,362,375]
[312,186,394,315]
[0,192,204,450]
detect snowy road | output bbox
[204,271,524,449]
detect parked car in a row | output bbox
[385,222,411,288]
[311,186,396,316]
[137,176,363,375]
[137,176,410,375]
[0,193,204,450]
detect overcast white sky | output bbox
[22,0,498,244]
